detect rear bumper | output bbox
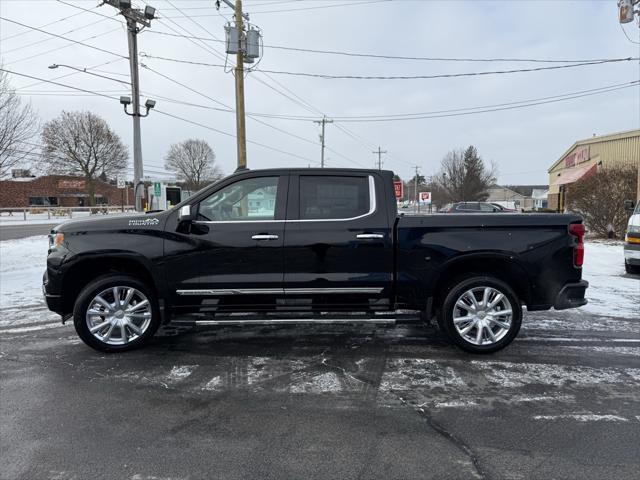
[624,241,640,265]
[554,280,588,310]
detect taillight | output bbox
[569,223,585,267]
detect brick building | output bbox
[0,175,134,208]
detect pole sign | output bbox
[117,177,126,189]
[153,182,162,197]
[394,181,403,199]
[419,192,432,204]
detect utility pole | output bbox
[219,0,260,171]
[314,116,333,168]
[617,0,640,200]
[372,146,387,170]
[102,0,157,212]
[233,0,247,171]
[414,166,420,213]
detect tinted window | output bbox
[299,175,370,220]
[479,203,496,212]
[456,203,479,211]
[198,176,278,221]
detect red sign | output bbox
[419,192,432,204]
[394,181,403,199]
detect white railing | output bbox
[0,206,136,222]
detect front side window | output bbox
[479,203,496,212]
[198,176,279,221]
[299,175,370,220]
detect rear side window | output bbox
[299,175,370,220]
[479,203,495,212]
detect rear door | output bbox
[282,172,393,310]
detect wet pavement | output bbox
[1,308,639,480]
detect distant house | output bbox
[486,185,548,211]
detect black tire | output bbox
[438,276,522,354]
[625,261,640,275]
[73,274,161,352]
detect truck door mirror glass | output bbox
[624,200,635,212]
[178,204,194,222]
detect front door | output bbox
[179,174,288,313]
[282,172,393,311]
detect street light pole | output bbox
[102,0,156,212]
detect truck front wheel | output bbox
[73,274,161,352]
[439,276,522,354]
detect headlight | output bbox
[48,232,64,249]
[628,225,640,234]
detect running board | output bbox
[174,317,398,327]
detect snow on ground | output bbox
[582,241,639,318]
[0,237,637,328]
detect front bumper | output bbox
[554,280,588,310]
[624,241,640,265]
[42,270,63,314]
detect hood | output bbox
[53,211,169,233]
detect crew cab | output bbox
[43,168,588,353]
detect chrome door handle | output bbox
[251,234,279,240]
[356,233,384,239]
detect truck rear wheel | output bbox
[439,276,522,353]
[73,274,160,352]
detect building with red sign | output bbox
[547,129,639,212]
[0,174,134,208]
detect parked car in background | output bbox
[440,202,517,213]
[624,200,640,274]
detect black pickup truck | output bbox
[43,168,588,353]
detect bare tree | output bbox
[164,139,222,191]
[436,146,496,202]
[568,166,637,238]
[0,69,40,178]
[40,111,128,205]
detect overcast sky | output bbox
[1,0,639,184]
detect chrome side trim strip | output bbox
[194,318,396,326]
[176,287,384,296]
[177,289,285,296]
[285,287,384,294]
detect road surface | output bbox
[0,223,57,241]
[1,309,639,480]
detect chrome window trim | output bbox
[190,175,377,225]
[290,175,376,223]
[176,287,384,296]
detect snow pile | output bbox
[581,241,639,319]
[0,235,56,327]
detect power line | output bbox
[1,17,112,55]
[139,53,638,80]
[160,0,391,17]
[0,17,127,61]
[145,30,626,64]
[0,4,91,41]
[0,68,315,164]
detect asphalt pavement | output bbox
[1,309,639,480]
[0,223,57,241]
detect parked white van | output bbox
[624,200,640,274]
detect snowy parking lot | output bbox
[1,236,639,479]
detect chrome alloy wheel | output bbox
[85,286,152,346]
[452,286,513,346]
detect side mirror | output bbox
[178,204,195,223]
[624,200,635,212]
